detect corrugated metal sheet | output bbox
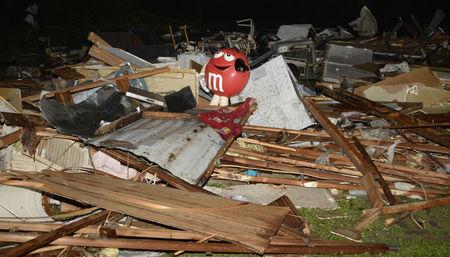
[36,138,92,169]
[88,118,224,184]
[7,148,63,172]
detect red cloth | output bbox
[199,98,256,139]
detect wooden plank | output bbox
[1,112,49,127]
[89,45,124,66]
[22,66,171,102]
[35,128,80,141]
[379,196,450,214]
[230,142,450,188]
[53,67,85,80]
[353,137,396,205]
[0,232,390,254]
[302,97,384,208]
[54,90,74,105]
[0,222,210,241]
[88,32,112,48]
[0,221,383,249]
[222,154,362,183]
[228,146,363,177]
[0,128,23,149]
[214,169,365,190]
[380,122,450,129]
[269,196,308,235]
[213,169,444,198]
[95,111,143,136]
[263,144,450,181]
[243,125,450,154]
[142,111,197,120]
[2,210,109,257]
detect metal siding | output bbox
[88,118,224,184]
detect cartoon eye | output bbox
[224,53,235,62]
[214,51,224,58]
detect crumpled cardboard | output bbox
[355,67,449,114]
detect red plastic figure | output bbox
[205,48,250,106]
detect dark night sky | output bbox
[1,0,449,29]
[0,0,449,52]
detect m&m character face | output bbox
[205,48,250,97]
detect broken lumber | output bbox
[302,97,385,208]
[22,66,170,102]
[376,196,450,215]
[316,86,450,147]
[0,128,23,149]
[353,137,396,205]
[1,210,110,257]
[0,232,391,254]
[1,171,289,254]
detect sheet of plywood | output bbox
[0,95,20,113]
[143,67,199,102]
[0,88,22,112]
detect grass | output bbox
[301,197,450,257]
[177,197,450,257]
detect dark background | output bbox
[0,0,449,58]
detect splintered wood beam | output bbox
[353,137,396,205]
[2,210,110,257]
[302,97,384,208]
[378,196,450,215]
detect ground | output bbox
[176,197,450,257]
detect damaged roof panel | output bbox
[88,118,224,184]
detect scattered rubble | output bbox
[0,9,449,257]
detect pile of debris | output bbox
[0,7,449,256]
